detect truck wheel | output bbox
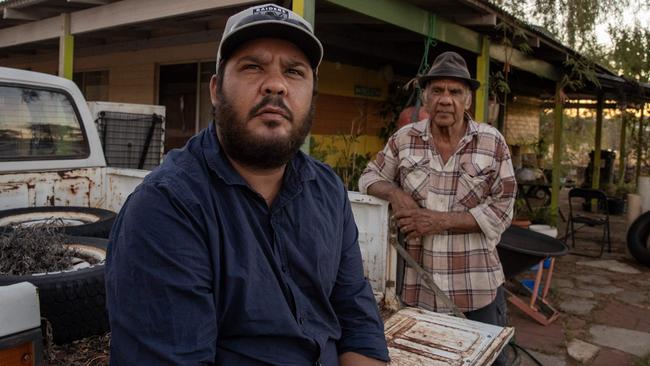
[0,206,116,238]
[0,236,109,344]
[627,211,650,267]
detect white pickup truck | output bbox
[0,67,512,366]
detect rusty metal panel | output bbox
[104,167,149,213]
[0,183,28,210]
[0,168,104,210]
[385,308,514,365]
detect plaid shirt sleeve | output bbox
[358,134,400,194]
[468,134,517,247]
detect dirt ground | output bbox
[42,188,650,366]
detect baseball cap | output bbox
[217,3,323,69]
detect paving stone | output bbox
[617,290,650,307]
[593,301,650,333]
[573,274,611,285]
[559,298,597,315]
[509,308,565,354]
[519,350,566,366]
[557,287,594,298]
[581,284,624,295]
[553,278,574,289]
[577,259,641,274]
[565,317,587,331]
[567,339,600,363]
[590,348,636,366]
[589,324,650,357]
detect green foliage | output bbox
[561,55,600,91]
[608,22,650,83]
[310,135,372,192]
[633,353,650,366]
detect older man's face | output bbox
[210,38,315,169]
[423,78,472,130]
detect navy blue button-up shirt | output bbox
[106,122,389,365]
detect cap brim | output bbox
[219,21,323,68]
[419,75,481,90]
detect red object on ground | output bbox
[397,106,429,128]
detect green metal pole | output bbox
[637,104,646,188]
[617,107,627,186]
[58,13,74,80]
[551,81,564,225]
[475,36,490,123]
[592,94,604,190]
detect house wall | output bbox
[2,42,390,163]
[505,96,541,145]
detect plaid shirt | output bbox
[359,116,516,312]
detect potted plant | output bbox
[528,206,558,238]
[511,197,532,228]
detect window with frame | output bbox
[0,84,89,161]
[73,70,109,101]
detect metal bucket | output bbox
[497,226,568,278]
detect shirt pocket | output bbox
[456,162,494,209]
[398,155,430,204]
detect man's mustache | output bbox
[249,95,293,121]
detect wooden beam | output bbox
[0,15,62,48]
[74,29,222,57]
[617,108,627,186]
[541,102,618,109]
[550,81,564,225]
[69,0,262,35]
[324,0,482,53]
[67,0,109,4]
[636,105,645,187]
[316,13,383,24]
[453,14,496,26]
[3,8,39,21]
[592,94,604,190]
[490,44,560,81]
[474,35,490,123]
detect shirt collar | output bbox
[203,122,316,187]
[406,112,479,142]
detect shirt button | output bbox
[315,361,322,366]
[281,265,287,273]
[298,316,304,325]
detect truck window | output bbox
[0,84,89,161]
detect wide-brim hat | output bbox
[418,51,480,90]
[217,3,323,69]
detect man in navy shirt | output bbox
[105,3,389,365]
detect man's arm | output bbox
[367,181,419,211]
[394,209,480,242]
[331,187,389,364]
[106,183,217,365]
[360,133,419,212]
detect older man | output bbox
[106,4,388,365]
[359,51,516,365]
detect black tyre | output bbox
[0,236,109,344]
[627,211,650,267]
[0,206,116,238]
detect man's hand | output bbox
[394,208,448,241]
[394,209,481,240]
[339,352,387,366]
[387,188,419,211]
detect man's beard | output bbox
[215,91,315,170]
